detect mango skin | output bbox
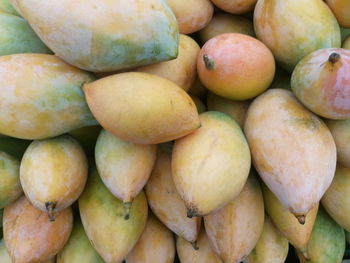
[84,72,200,144]
[0,54,97,140]
[13,0,179,72]
[0,152,22,209]
[326,0,350,28]
[57,217,104,263]
[172,111,251,217]
[254,0,341,72]
[3,196,73,263]
[343,36,350,49]
[79,166,148,263]
[244,89,336,217]
[0,239,12,263]
[0,0,19,15]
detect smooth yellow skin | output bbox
[206,92,250,128]
[244,89,336,217]
[199,13,254,44]
[322,164,350,232]
[204,175,265,263]
[176,228,223,263]
[344,36,350,49]
[84,72,200,144]
[172,111,251,216]
[326,0,350,28]
[167,0,213,34]
[0,54,96,140]
[0,239,11,263]
[245,216,289,263]
[20,135,88,213]
[136,34,200,92]
[95,129,157,203]
[145,149,201,243]
[0,152,22,209]
[126,214,175,263]
[325,119,350,168]
[79,166,148,263]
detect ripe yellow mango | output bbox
[0,54,97,140]
[3,196,73,263]
[172,111,251,217]
[84,72,200,144]
[244,89,336,222]
[20,135,88,220]
[79,166,148,263]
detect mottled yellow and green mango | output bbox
[0,0,19,15]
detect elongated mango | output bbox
[79,166,148,263]
[20,135,88,220]
[244,89,336,222]
[84,72,200,144]
[95,129,157,219]
[172,111,251,217]
[0,54,97,140]
[145,149,201,243]
[13,0,179,72]
[3,196,73,263]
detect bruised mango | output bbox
[326,0,350,28]
[95,129,157,219]
[3,196,73,263]
[244,89,336,222]
[79,166,148,263]
[172,111,251,217]
[84,72,200,144]
[13,0,179,72]
[254,0,341,71]
[145,149,201,243]
[0,54,97,140]
[20,135,88,220]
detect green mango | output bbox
[0,0,19,16]
[69,125,102,157]
[57,217,104,263]
[0,137,31,159]
[0,239,11,263]
[79,166,148,263]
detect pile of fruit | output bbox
[0,0,349,262]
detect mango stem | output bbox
[191,241,199,250]
[123,201,132,220]
[203,54,215,70]
[45,202,56,222]
[328,52,340,64]
[295,214,306,225]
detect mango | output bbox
[69,125,101,157]
[3,196,73,263]
[292,48,350,119]
[211,0,257,14]
[342,27,350,42]
[126,214,175,263]
[145,149,201,243]
[245,215,289,263]
[13,0,179,72]
[84,72,200,144]
[79,166,148,263]
[176,228,223,263]
[95,129,157,219]
[0,152,22,209]
[244,89,336,222]
[204,175,265,263]
[172,111,251,217]
[190,96,206,114]
[136,34,199,92]
[199,13,254,44]
[325,119,350,168]
[322,164,350,232]
[0,137,31,159]
[254,0,341,71]
[262,183,318,256]
[0,239,11,263]
[0,0,19,15]
[0,54,97,140]
[206,92,250,128]
[167,0,213,34]
[20,135,88,220]
[344,36,350,49]
[57,217,104,263]
[326,0,350,28]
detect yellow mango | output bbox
[3,196,73,263]
[244,89,336,222]
[244,215,289,263]
[145,149,201,243]
[125,214,175,263]
[172,111,251,217]
[326,0,350,28]
[0,239,11,263]
[20,135,88,221]
[136,34,200,92]
[13,0,179,72]
[0,54,97,140]
[79,166,148,263]
[176,228,223,263]
[344,36,350,49]
[204,175,265,263]
[95,129,157,219]
[211,0,257,14]
[84,72,200,144]
[188,76,208,100]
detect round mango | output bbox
[210,0,257,14]
[326,0,350,28]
